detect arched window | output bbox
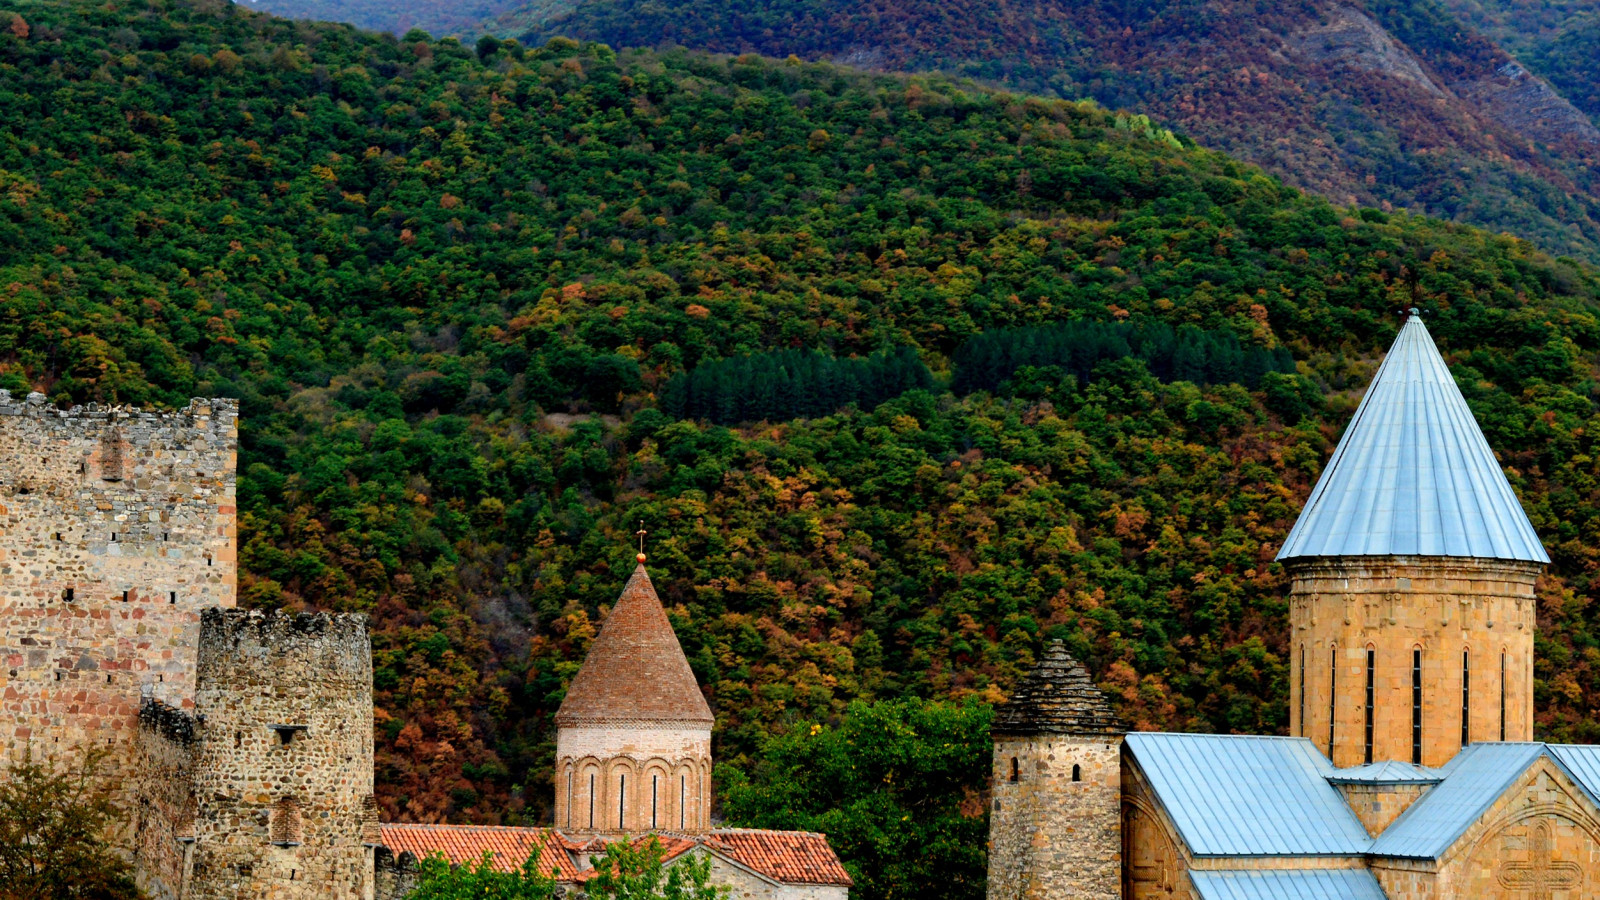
[680,773,687,830]
[1412,648,1423,765]
[270,797,303,846]
[1364,647,1376,765]
[1461,649,1471,747]
[651,774,659,830]
[1072,764,1081,783]
[588,772,596,829]
[566,770,574,830]
[1009,757,1019,783]
[618,774,626,830]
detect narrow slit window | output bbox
[1500,651,1507,742]
[1072,764,1081,782]
[1328,644,1337,756]
[169,592,177,604]
[63,588,74,602]
[651,776,659,830]
[589,774,595,829]
[1298,644,1306,735]
[1009,757,1019,783]
[1365,648,1376,765]
[567,772,574,830]
[1462,650,1471,746]
[1412,649,1423,765]
[680,776,686,830]
[122,590,129,602]
[618,774,626,830]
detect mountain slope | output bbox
[1441,0,1600,123]
[7,0,1600,839]
[510,0,1600,264]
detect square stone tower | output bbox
[0,392,236,776]
[986,641,1124,900]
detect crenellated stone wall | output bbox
[1287,556,1541,768]
[185,609,375,900]
[0,392,235,782]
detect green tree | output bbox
[721,699,993,900]
[0,748,142,900]
[587,838,724,900]
[405,851,558,899]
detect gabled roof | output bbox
[1277,315,1548,563]
[1370,742,1549,858]
[1325,760,1442,785]
[378,825,852,887]
[378,824,585,878]
[555,564,714,726]
[1190,869,1388,900]
[1125,733,1372,857]
[992,641,1123,738]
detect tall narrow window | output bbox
[1365,648,1376,764]
[1461,650,1471,747]
[1009,757,1019,782]
[1500,651,1507,742]
[1328,644,1338,755]
[1412,649,1423,765]
[1297,644,1306,736]
[1071,764,1081,782]
[588,774,595,829]
[651,776,658,830]
[680,775,686,830]
[618,775,626,830]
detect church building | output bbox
[987,312,1600,899]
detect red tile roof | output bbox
[379,825,852,887]
[378,824,584,879]
[554,563,714,726]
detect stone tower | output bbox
[0,392,236,775]
[553,559,714,836]
[183,609,375,900]
[1280,313,1548,768]
[986,641,1124,900]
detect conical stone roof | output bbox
[993,641,1123,738]
[555,564,714,727]
[1277,314,1548,563]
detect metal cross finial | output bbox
[635,521,647,563]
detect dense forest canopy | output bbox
[512,0,1600,265]
[6,0,1600,850]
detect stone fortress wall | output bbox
[987,736,1123,900]
[0,391,236,777]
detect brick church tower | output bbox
[986,641,1124,900]
[553,557,714,836]
[1280,312,1549,768]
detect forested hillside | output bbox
[235,0,541,40]
[7,0,1600,839]
[510,0,1600,265]
[1442,0,1600,123]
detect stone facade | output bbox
[986,643,1124,900]
[1286,556,1540,767]
[0,393,236,784]
[1334,782,1434,838]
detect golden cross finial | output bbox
[635,521,647,563]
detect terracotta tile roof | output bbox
[706,829,854,886]
[378,824,583,879]
[555,564,714,726]
[379,825,852,887]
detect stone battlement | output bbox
[139,698,200,746]
[197,609,372,687]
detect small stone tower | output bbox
[1280,313,1549,767]
[184,609,375,900]
[987,641,1124,900]
[553,559,714,836]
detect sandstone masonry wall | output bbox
[186,609,374,900]
[987,737,1122,900]
[133,701,200,900]
[0,393,236,784]
[1287,556,1540,767]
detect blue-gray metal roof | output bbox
[1276,316,1548,563]
[1369,743,1546,858]
[1547,744,1600,808]
[1190,869,1388,900]
[1124,733,1372,857]
[1324,760,1442,785]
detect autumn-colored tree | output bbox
[0,748,142,900]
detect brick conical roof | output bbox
[993,641,1123,737]
[555,564,714,726]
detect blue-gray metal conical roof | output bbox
[1277,316,1548,563]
